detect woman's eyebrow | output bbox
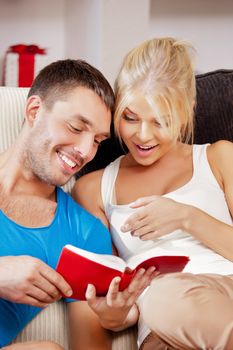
[125,107,137,115]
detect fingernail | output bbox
[115,276,121,283]
[86,284,92,291]
[66,289,73,297]
[149,266,156,271]
[121,224,130,232]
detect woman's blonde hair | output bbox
[114,37,196,143]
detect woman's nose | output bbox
[137,122,154,142]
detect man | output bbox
[0,59,155,349]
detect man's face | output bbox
[25,86,111,186]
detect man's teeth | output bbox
[59,153,76,168]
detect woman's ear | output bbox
[25,95,42,126]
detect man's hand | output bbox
[85,266,158,331]
[0,256,72,307]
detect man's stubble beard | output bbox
[24,122,65,186]
[24,138,59,186]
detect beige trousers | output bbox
[140,273,233,350]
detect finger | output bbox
[27,284,60,304]
[40,264,73,297]
[140,230,161,241]
[123,266,157,304]
[129,267,156,290]
[123,268,148,297]
[121,210,146,232]
[137,266,157,287]
[129,196,158,208]
[106,277,121,304]
[34,276,62,300]
[24,294,49,308]
[121,269,148,305]
[131,225,155,237]
[85,284,97,303]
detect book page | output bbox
[65,245,127,272]
[126,246,187,270]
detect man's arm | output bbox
[68,301,112,350]
[0,256,72,307]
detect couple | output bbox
[1,38,233,350]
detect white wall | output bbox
[0,0,232,86]
[0,0,149,86]
[65,0,103,69]
[65,0,150,85]
[150,0,233,73]
[101,0,150,85]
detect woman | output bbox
[73,37,233,349]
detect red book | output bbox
[56,244,189,300]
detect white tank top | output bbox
[101,144,233,345]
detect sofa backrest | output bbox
[1,69,233,182]
[195,69,233,144]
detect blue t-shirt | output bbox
[0,187,112,347]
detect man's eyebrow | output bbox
[75,114,110,138]
[75,114,93,127]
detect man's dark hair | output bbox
[28,59,115,114]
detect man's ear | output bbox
[25,95,42,126]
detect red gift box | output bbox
[4,44,48,87]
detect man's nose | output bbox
[73,134,95,160]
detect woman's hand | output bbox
[121,195,191,240]
[85,266,158,331]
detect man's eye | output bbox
[69,124,81,133]
[94,139,101,146]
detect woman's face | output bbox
[118,95,176,166]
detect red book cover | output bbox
[56,245,189,300]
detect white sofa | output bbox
[0,86,138,349]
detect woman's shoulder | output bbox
[72,169,104,196]
[207,140,233,159]
[72,168,108,219]
[206,140,233,186]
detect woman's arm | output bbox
[187,140,233,260]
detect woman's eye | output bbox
[122,114,137,122]
[154,120,162,128]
